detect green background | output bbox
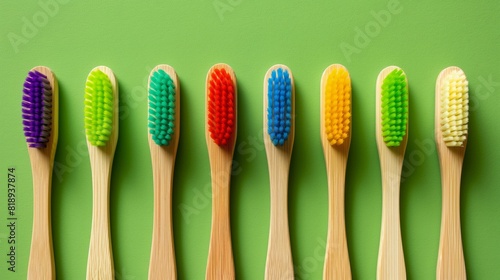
[1,0,500,279]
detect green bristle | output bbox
[381,69,408,147]
[84,69,113,146]
[148,69,176,146]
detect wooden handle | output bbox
[149,150,176,280]
[204,63,237,280]
[27,66,58,280]
[27,151,55,280]
[435,66,467,280]
[206,160,234,280]
[323,159,350,280]
[437,160,466,280]
[320,64,352,280]
[148,64,179,280]
[86,162,114,280]
[84,66,117,280]
[263,64,295,280]
[377,174,406,280]
[265,164,293,280]
[375,66,408,280]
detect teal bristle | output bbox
[148,69,176,146]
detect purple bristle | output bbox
[22,70,52,148]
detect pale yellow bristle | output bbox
[325,68,351,146]
[440,69,469,147]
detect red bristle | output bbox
[208,68,235,146]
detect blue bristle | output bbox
[267,68,292,146]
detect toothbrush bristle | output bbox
[208,68,235,146]
[325,68,351,146]
[149,69,176,146]
[267,68,292,146]
[22,70,53,148]
[381,69,408,147]
[84,69,114,146]
[440,69,469,147]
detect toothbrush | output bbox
[435,67,468,280]
[84,66,119,280]
[376,66,408,280]
[264,64,295,280]
[320,64,352,280]
[148,65,180,280]
[205,63,237,280]
[23,66,58,280]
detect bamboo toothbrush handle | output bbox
[324,165,350,280]
[265,168,293,280]
[206,171,234,280]
[149,158,176,280]
[437,170,466,280]
[377,175,406,280]
[27,153,55,280]
[87,168,114,280]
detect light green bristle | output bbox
[148,69,175,146]
[381,69,408,147]
[84,69,113,146]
